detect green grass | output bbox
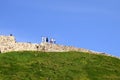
[0,51,120,80]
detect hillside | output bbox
[0,51,120,80]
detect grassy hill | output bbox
[0,51,120,80]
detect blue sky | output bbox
[0,0,120,57]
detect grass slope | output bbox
[0,51,120,80]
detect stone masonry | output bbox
[0,35,101,53]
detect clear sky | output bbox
[0,0,120,57]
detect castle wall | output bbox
[0,35,39,53]
[13,42,38,51]
[0,35,93,53]
[0,35,16,44]
[0,42,39,53]
[39,43,92,52]
[0,35,15,53]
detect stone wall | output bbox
[39,42,92,53]
[0,35,16,44]
[0,35,39,53]
[0,35,15,53]
[0,35,99,53]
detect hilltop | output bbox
[0,35,102,54]
[0,51,120,80]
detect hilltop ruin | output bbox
[0,35,97,53]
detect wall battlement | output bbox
[0,35,97,53]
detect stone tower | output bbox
[0,35,16,53]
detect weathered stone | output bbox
[0,35,103,54]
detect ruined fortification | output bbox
[0,35,98,53]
